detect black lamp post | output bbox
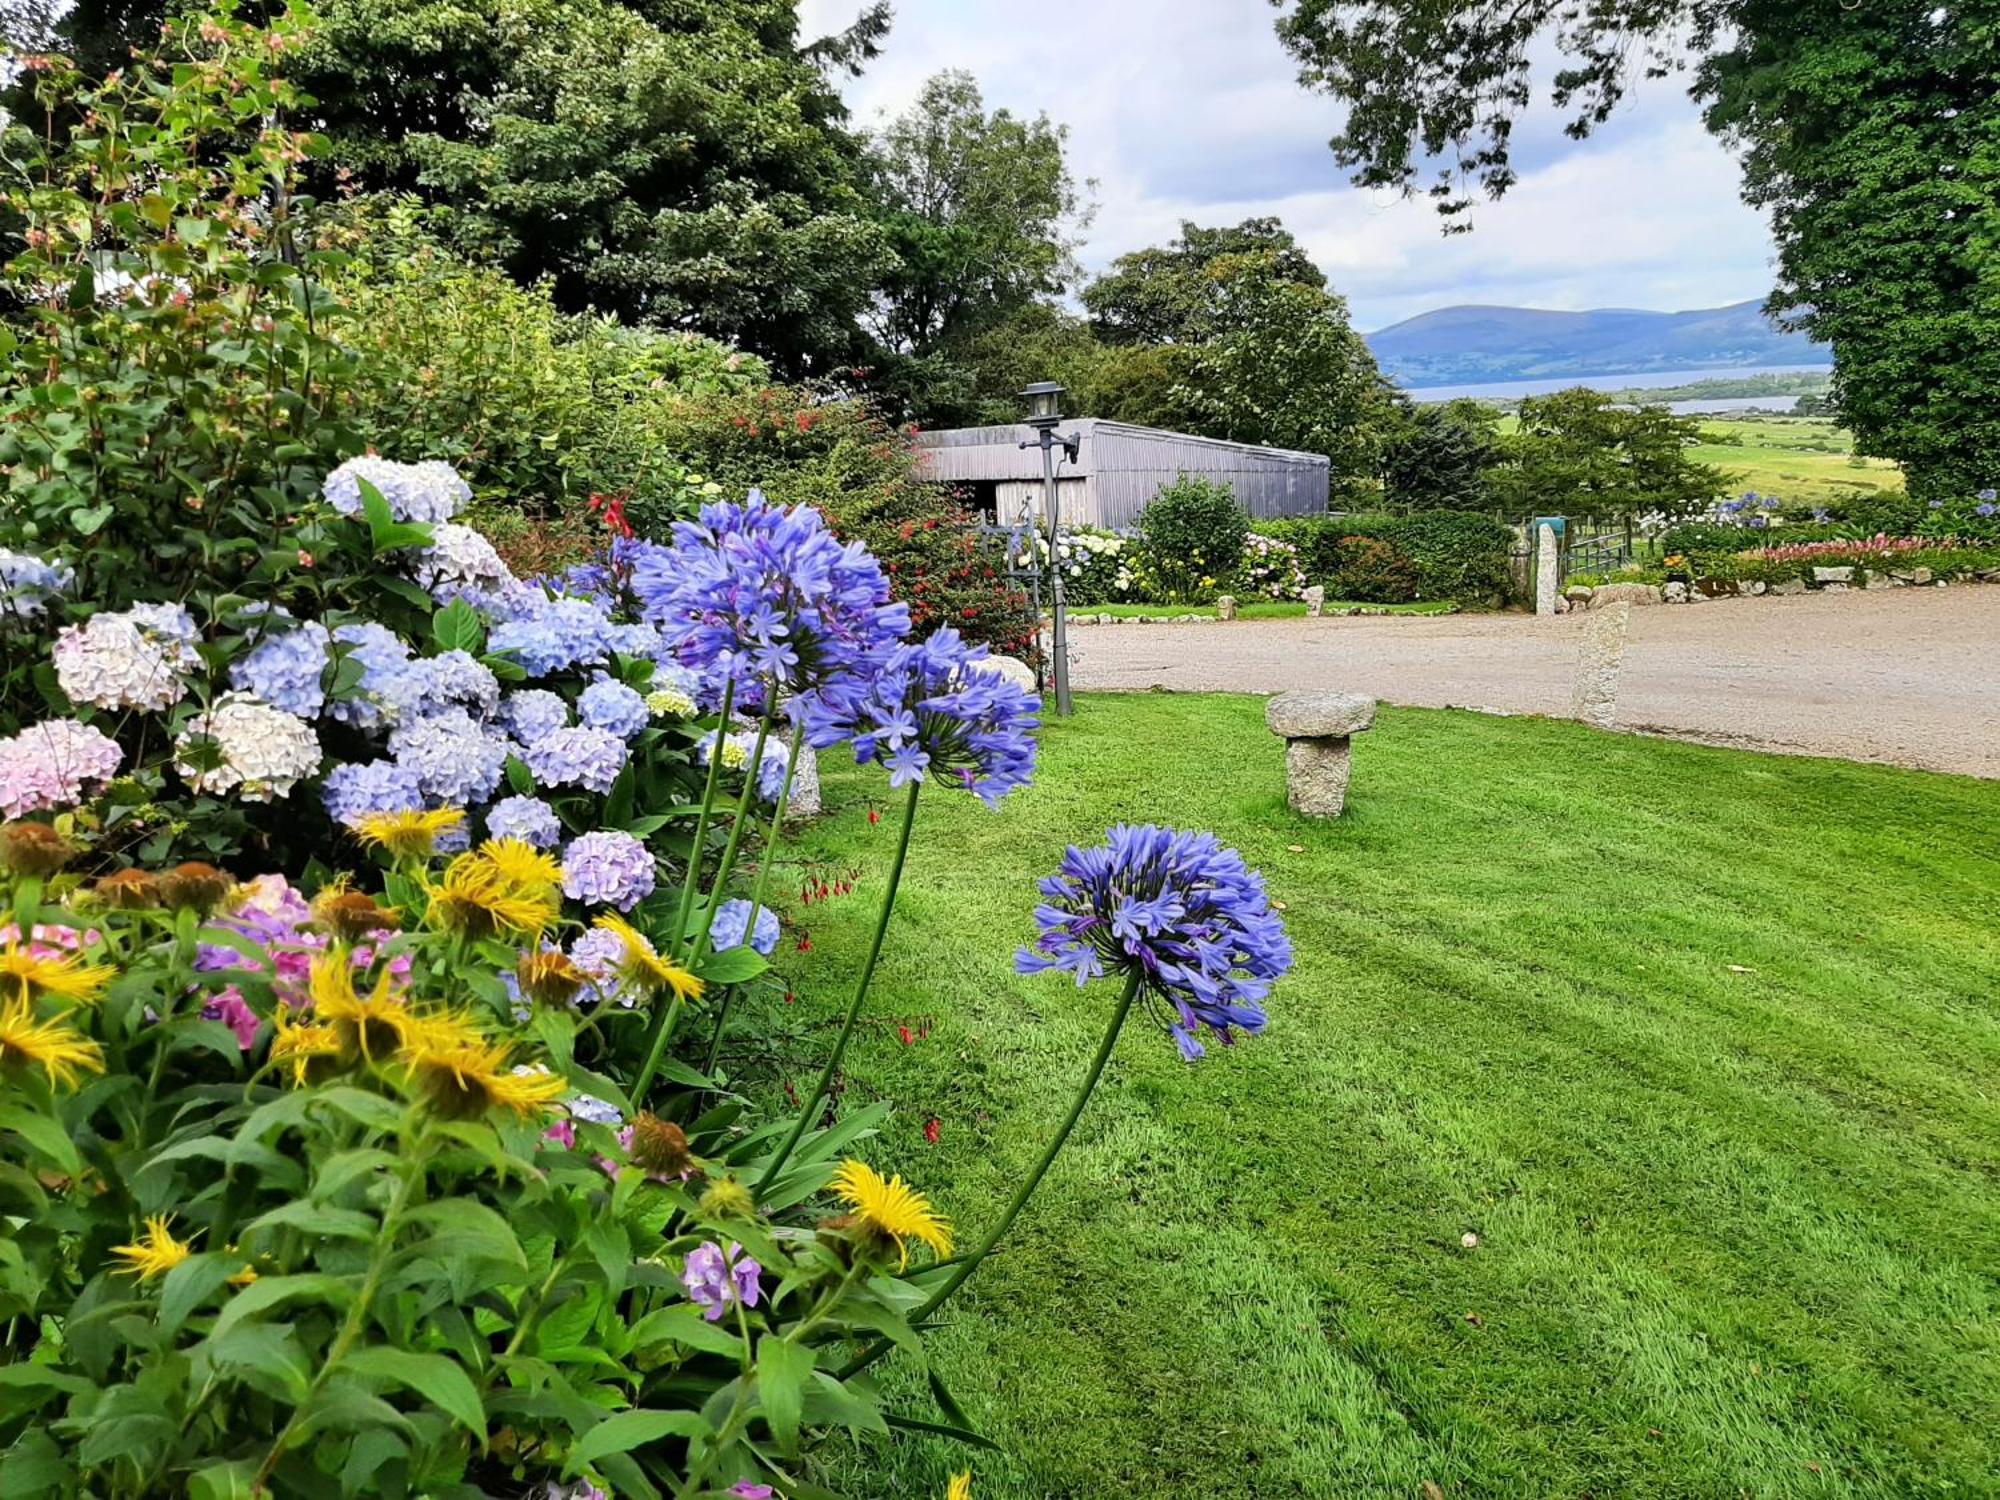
[1020,381,1080,717]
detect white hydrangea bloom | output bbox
[323,455,470,524]
[175,693,322,801]
[412,522,514,601]
[53,603,201,712]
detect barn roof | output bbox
[912,420,1329,483]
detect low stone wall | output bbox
[1560,565,2000,611]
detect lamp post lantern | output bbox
[1019,381,1079,716]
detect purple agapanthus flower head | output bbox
[1017,824,1291,1062]
[629,490,909,696]
[681,1240,762,1323]
[797,627,1038,806]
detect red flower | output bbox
[867,807,881,825]
[897,1024,914,1047]
[796,932,812,953]
[923,1117,941,1144]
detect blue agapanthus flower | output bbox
[231,620,332,718]
[1017,824,1292,1062]
[629,490,909,695]
[710,899,780,956]
[524,725,628,795]
[578,678,649,740]
[798,627,1038,806]
[322,759,426,827]
[388,709,511,805]
[486,794,562,848]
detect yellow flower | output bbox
[426,852,558,941]
[400,1032,567,1120]
[112,1215,194,1281]
[309,949,414,1062]
[0,1000,106,1090]
[0,939,115,1007]
[830,1158,953,1270]
[945,1474,972,1500]
[516,947,585,1008]
[268,1008,344,1087]
[592,913,703,1004]
[395,1005,491,1055]
[353,807,465,860]
[477,837,561,895]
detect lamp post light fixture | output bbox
[1019,381,1080,717]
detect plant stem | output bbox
[838,969,1142,1379]
[703,730,804,1076]
[757,779,920,1194]
[685,683,779,969]
[669,676,737,963]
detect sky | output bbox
[799,0,1783,332]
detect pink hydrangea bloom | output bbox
[0,720,123,818]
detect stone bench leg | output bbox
[1284,735,1352,816]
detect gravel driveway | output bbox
[1067,586,2000,778]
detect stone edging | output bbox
[1562,566,2000,611]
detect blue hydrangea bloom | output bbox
[230,620,332,717]
[323,456,469,524]
[799,627,1038,806]
[524,725,628,794]
[485,794,562,848]
[629,490,908,696]
[578,678,649,740]
[561,830,656,910]
[697,728,792,803]
[488,594,621,676]
[381,649,500,721]
[388,709,510,805]
[329,622,415,728]
[322,759,425,827]
[0,548,73,623]
[1016,824,1292,1062]
[502,689,570,745]
[710,899,780,956]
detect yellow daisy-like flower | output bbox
[830,1158,953,1270]
[395,1004,491,1055]
[477,837,562,895]
[0,939,115,1008]
[591,913,703,1004]
[426,852,558,941]
[516,947,586,1008]
[111,1215,194,1281]
[400,1032,568,1120]
[352,807,466,860]
[268,1008,344,1087]
[309,949,413,1062]
[946,1474,972,1500]
[0,1000,106,1090]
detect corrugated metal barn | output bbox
[913,420,1330,529]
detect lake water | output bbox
[1403,364,1834,415]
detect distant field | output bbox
[1692,415,1904,505]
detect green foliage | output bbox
[322,197,762,518]
[1133,476,1249,604]
[1084,217,1325,346]
[1257,511,1515,603]
[1379,399,1502,511]
[0,8,358,617]
[1492,389,1730,520]
[1323,535,1419,603]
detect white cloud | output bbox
[801,0,1779,328]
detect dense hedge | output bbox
[1254,512,1515,603]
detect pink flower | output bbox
[202,986,261,1050]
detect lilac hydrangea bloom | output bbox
[681,1241,762,1322]
[231,621,331,718]
[525,725,627,795]
[578,678,649,740]
[388,709,510,805]
[567,926,631,1007]
[502,688,570,745]
[1017,824,1292,1062]
[486,794,562,848]
[561,830,656,910]
[710,899,780,956]
[630,490,909,696]
[799,626,1038,806]
[321,759,426,827]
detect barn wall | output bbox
[1087,426,1328,527]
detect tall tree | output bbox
[1379,398,1502,512]
[863,70,1089,361]
[1083,217,1324,345]
[1270,2,2000,500]
[1491,389,1729,519]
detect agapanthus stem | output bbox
[703,730,805,1076]
[669,676,737,963]
[757,778,921,1193]
[838,968,1143,1379]
[686,681,780,969]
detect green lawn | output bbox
[1690,415,1905,506]
[759,695,1999,1500]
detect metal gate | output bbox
[1560,518,1636,584]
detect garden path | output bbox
[1066,584,2000,777]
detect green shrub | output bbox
[1256,512,1513,603]
[1134,475,1249,603]
[1327,535,1419,602]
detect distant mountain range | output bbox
[1365,299,1828,388]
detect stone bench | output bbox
[1265,690,1376,817]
